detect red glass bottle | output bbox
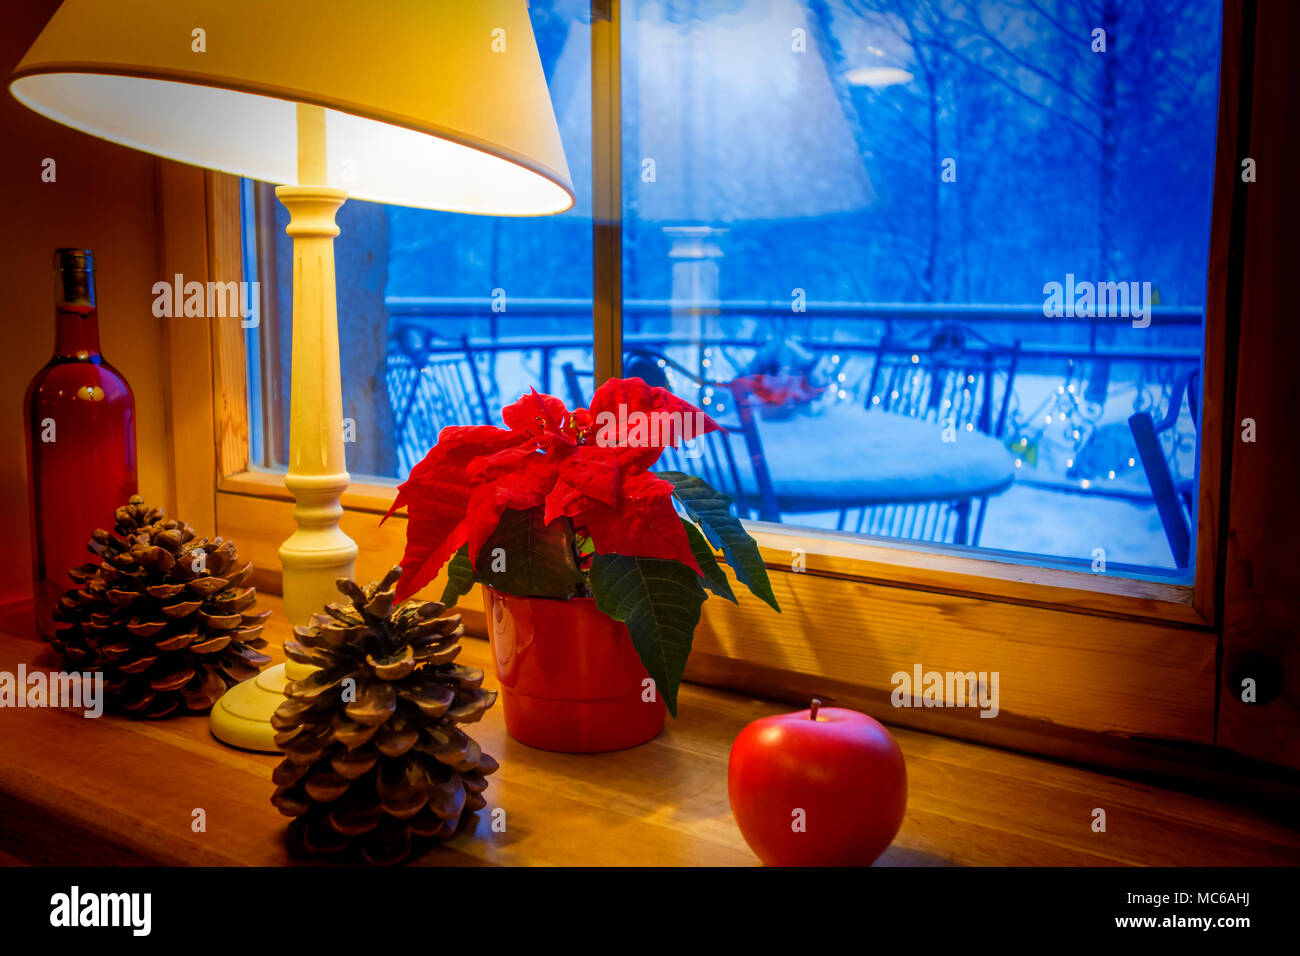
[23,249,138,639]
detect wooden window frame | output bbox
[159,0,1252,770]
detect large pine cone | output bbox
[52,496,271,719]
[270,567,498,865]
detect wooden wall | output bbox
[0,1,170,603]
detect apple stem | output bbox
[810,698,822,720]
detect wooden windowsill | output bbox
[0,596,1295,867]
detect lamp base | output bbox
[209,663,289,753]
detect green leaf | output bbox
[438,546,476,608]
[680,518,736,603]
[589,554,707,719]
[658,471,780,612]
[473,507,586,600]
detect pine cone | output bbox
[51,495,271,719]
[270,567,499,865]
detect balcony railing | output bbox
[384,297,1203,509]
[387,295,1201,384]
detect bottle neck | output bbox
[54,303,101,358]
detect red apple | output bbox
[728,699,907,866]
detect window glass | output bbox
[244,0,1222,579]
[617,0,1220,576]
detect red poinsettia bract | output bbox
[385,378,721,601]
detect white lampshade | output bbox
[9,0,574,215]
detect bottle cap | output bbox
[54,248,95,271]
[53,248,95,306]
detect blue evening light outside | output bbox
[245,0,1222,577]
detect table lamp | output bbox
[10,0,574,751]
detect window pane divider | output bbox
[591,0,622,383]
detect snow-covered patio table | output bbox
[723,406,1016,514]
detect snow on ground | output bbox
[977,484,1175,570]
[770,483,1176,572]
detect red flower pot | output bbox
[482,586,666,753]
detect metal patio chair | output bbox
[839,324,1022,547]
[561,361,594,411]
[1128,367,1200,568]
[388,331,493,476]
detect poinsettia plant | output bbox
[384,377,780,716]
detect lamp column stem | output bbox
[210,104,356,751]
[278,104,356,642]
[276,180,357,635]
